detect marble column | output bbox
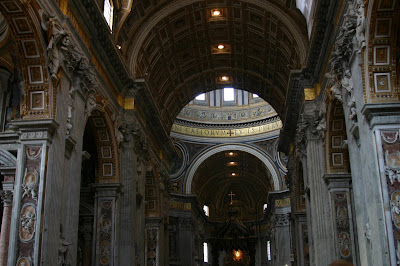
[0,189,13,266]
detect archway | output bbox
[185,144,282,194]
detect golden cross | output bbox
[228,191,235,204]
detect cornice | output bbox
[71,0,132,92]
[279,0,342,154]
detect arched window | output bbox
[103,0,113,30]
[203,205,209,216]
[203,242,209,262]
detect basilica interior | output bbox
[0,0,399,265]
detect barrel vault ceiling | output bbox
[191,150,273,221]
[117,0,309,132]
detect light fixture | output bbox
[116,45,122,50]
[218,44,225,50]
[233,249,243,261]
[221,75,229,81]
[228,152,234,156]
[229,161,235,165]
[212,10,221,16]
[231,173,236,176]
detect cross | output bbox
[227,129,234,137]
[228,191,235,205]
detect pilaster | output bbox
[324,174,357,265]
[145,217,162,266]
[7,119,58,266]
[92,183,121,266]
[266,190,292,266]
[118,117,139,265]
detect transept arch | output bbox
[184,143,282,194]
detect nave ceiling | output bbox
[116,0,309,132]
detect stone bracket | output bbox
[64,136,77,159]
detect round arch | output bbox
[0,1,52,119]
[184,144,282,194]
[84,107,120,182]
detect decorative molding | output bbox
[9,119,59,142]
[361,103,400,128]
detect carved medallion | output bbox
[16,256,32,266]
[381,131,399,144]
[22,170,38,200]
[338,231,351,258]
[19,204,36,242]
[100,240,111,265]
[390,191,400,229]
[26,146,41,159]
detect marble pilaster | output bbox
[118,121,138,265]
[6,119,58,266]
[145,218,162,266]
[93,183,121,266]
[266,190,292,266]
[304,133,335,265]
[324,174,357,265]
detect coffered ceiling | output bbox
[117,0,308,132]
